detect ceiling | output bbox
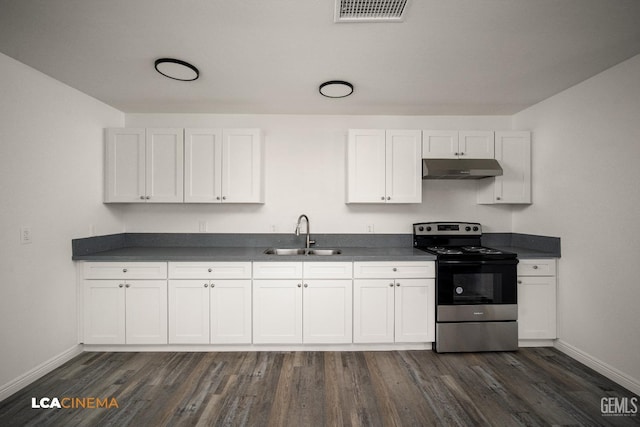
[2,0,640,115]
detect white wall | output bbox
[123,114,514,234]
[513,54,640,388]
[0,53,124,395]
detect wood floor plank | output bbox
[0,348,637,427]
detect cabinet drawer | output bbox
[83,262,167,279]
[303,262,352,279]
[517,259,556,276]
[168,262,251,279]
[253,262,303,279]
[353,261,435,279]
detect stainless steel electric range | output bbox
[413,222,519,353]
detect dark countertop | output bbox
[72,232,560,262]
[72,245,437,262]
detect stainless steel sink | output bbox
[263,248,342,256]
[308,249,342,255]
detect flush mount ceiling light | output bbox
[154,58,199,81]
[319,80,354,98]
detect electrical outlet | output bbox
[270,225,277,233]
[366,224,375,233]
[20,226,32,244]
[198,221,207,232]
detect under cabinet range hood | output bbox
[422,158,503,180]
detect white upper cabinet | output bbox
[108,127,263,204]
[184,128,263,203]
[477,131,531,204]
[346,129,422,204]
[184,128,223,203]
[422,130,494,159]
[104,128,145,203]
[105,128,184,203]
[221,129,264,203]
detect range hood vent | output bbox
[335,0,409,23]
[422,158,503,180]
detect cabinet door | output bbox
[303,280,353,344]
[221,129,264,203]
[459,131,494,159]
[346,129,387,203]
[83,262,167,280]
[394,279,435,342]
[211,280,252,344]
[422,130,458,159]
[168,280,210,344]
[168,262,252,279]
[125,280,168,344]
[253,280,302,344]
[385,130,422,203]
[104,128,146,203]
[353,261,435,279]
[518,276,557,339]
[252,262,302,279]
[83,280,126,344]
[184,128,223,203]
[145,128,184,203]
[478,131,531,204]
[353,279,395,343]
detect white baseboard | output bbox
[554,340,640,396]
[519,339,555,347]
[0,345,83,402]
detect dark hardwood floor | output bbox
[0,348,637,426]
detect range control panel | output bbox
[413,222,482,236]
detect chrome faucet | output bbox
[295,214,315,249]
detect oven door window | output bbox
[437,262,517,305]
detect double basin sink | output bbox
[264,248,342,256]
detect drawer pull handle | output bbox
[125,284,130,288]
[392,267,397,272]
[122,268,127,273]
[297,283,302,288]
[118,284,124,288]
[204,283,208,288]
[389,283,394,287]
[533,265,539,269]
[208,268,213,273]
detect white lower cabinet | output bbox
[83,262,168,345]
[84,279,168,345]
[517,259,557,340]
[82,260,435,348]
[353,262,435,343]
[252,262,353,344]
[168,262,252,344]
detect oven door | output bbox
[437,259,518,322]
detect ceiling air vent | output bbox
[335,0,410,23]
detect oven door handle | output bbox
[438,259,519,266]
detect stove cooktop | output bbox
[413,222,517,260]
[419,245,517,260]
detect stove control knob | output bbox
[426,226,432,232]
[473,226,479,231]
[418,226,424,232]
[465,226,471,231]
